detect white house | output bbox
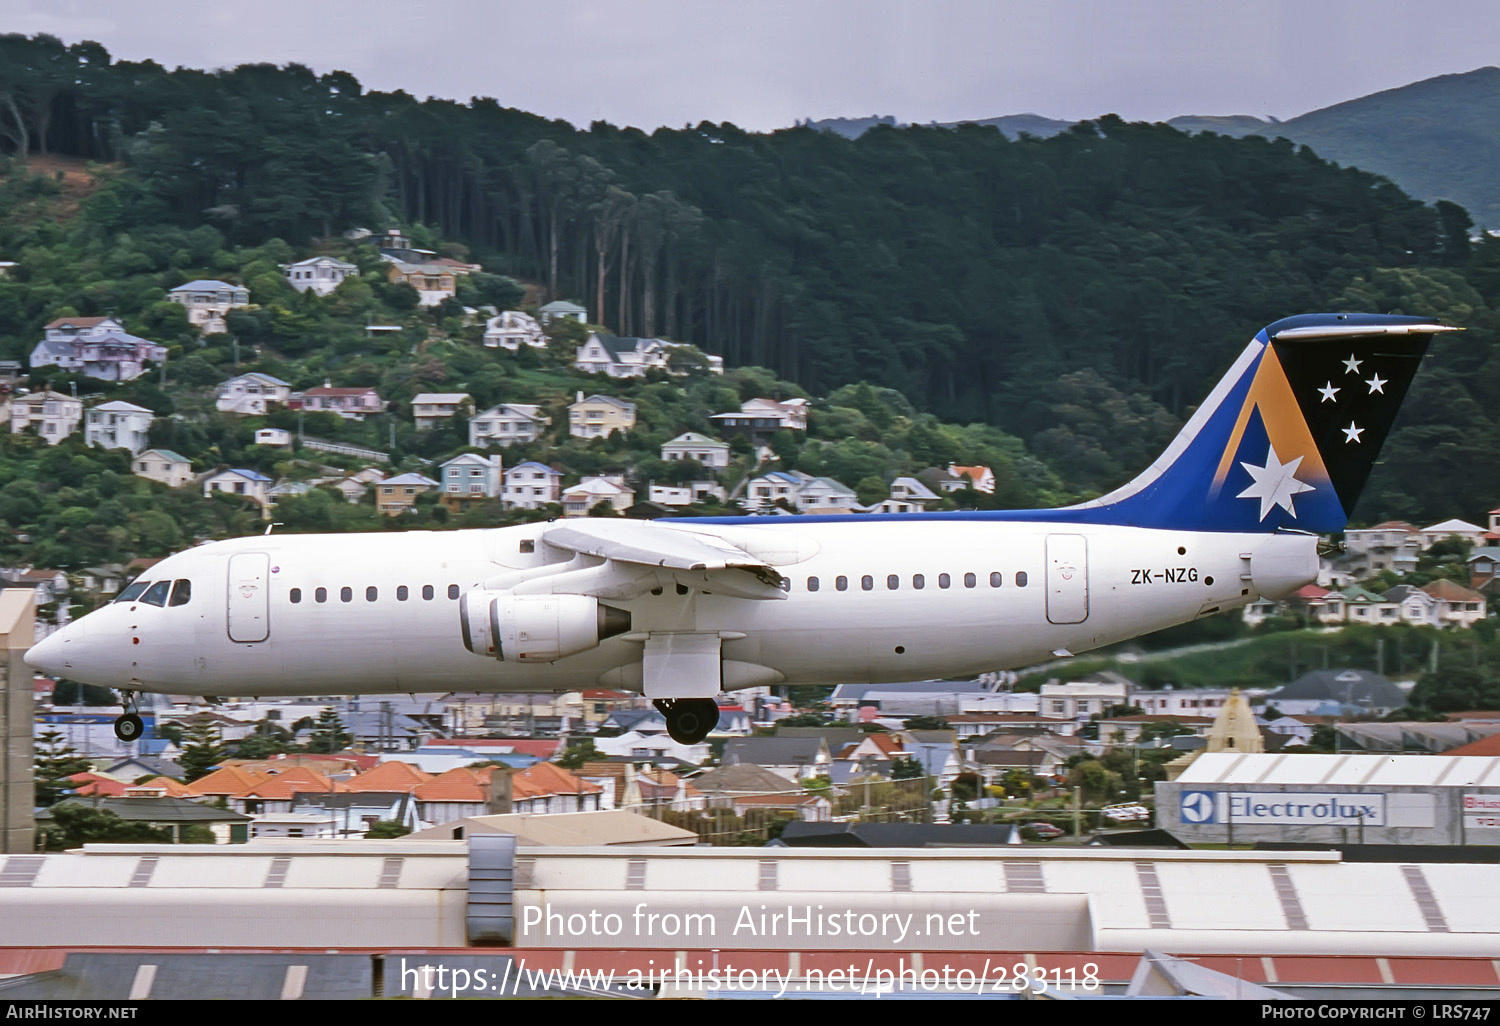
[167,279,250,334]
[84,400,153,454]
[649,482,727,507]
[30,316,168,382]
[503,462,563,509]
[743,470,813,512]
[538,300,587,326]
[8,390,82,444]
[1422,519,1488,550]
[562,476,634,516]
[216,372,292,415]
[440,453,503,500]
[939,464,996,495]
[797,477,860,513]
[297,383,384,420]
[202,468,273,508]
[482,310,546,350]
[710,397,809,439]
[410,393,472,431]
[660,432,730,469]
[283,256,358,296]
[1038,679,1130,721]
[470,403,550,447]
[254,428,292,448]
[867,476,940,514]
[574,332,722,379]
[131,449,193,488]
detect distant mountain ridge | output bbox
[802,67,1500,225]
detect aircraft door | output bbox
[1046,534,1088,624]
[227,552,270,643]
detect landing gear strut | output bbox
[114,690,144,743]
[654,698,720,745]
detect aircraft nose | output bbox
[25,618,86,676]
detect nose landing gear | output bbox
[653,698,720,745]
[114,690,144,743]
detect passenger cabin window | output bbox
[861,575,874,591]
[448,584,460,599]
[316,587,328,603]
[140,581,171,607]
[887,574,899,590]
[397,586,409,601]
[366,586,378,602]
[340,587,353,602]
[807,577,819,592]
[422,585,434,600]
[1016,571,1029,587]
[169,580,192,606]
[913,574,925,589]
[290,588,302,604]
[836,576,848,592]
[938,573,950,589]
[964,572,977,589]
[990,572,1002,588]
[117,581,150,603]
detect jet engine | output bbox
[459,591,631,662]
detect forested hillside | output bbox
[1,33,1499,526]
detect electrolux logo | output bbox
[1179,791,1218,824]
[1226,793,1383,825]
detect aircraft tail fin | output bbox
[1075,314,1452,534]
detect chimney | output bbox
[485,766,513,815]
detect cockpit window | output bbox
[141,581,172,607]
[116,581,150,603]
[169,579,192,607]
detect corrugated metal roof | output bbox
[1176,752,1500,787]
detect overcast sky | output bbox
[4,0,1495,132]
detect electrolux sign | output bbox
[1178,791,1385,826]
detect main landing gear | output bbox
[654,698,720,745]
[114,690,144,743]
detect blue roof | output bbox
[228,468,273,482]
[171,279,242,292]
[509,461,560,475]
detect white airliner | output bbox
[26,314,1449,744]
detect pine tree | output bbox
[178,722,229,782]
[34,729,91,807]
[307,707,351,754]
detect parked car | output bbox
[1101,802,1151,823]
[1023,822,1064,840]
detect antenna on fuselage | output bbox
[264,522,283,535]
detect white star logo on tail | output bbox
[1238,443,1314,521]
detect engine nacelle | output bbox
[459,591,630,662]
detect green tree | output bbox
[307,707,352,753]
[34,729,91,807]
[40,802,173,850]
[178,722,229,782]
[365,820,412,838]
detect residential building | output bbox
[503,462,563,509]
[1038,678,1130,721]
[648,482,727,507]
[470,403,550,448]
[30,316,168,382]
[568,393,636,439]
[410,393,472,431]
[1420,579,1487,626]
[1422,518,1488,549]
[283,256,357,296]
[939,463,996,495]
[166,279,250,334]
[440,453,503,505]
[131,449,193,488]
[384,258,461,306]
[1343,520,1423,575]
[660,432,730,469]
[561,476,634,517]
[797,476,860,513]
[1260,668,1408,718]
[721,737,830,783]
[254,428,292,448]
[509,762,604,816]
[710,397,809,440]
[574,332,718,378]
[538,299,587,326]
[202,468,273,508]
[376,473,439,515]
[216,372,292,415]
[8,390,82,444]
[867,476,940,514]
[483,310,546,349]
[743,470,812,511]
[297,382,384,420]
[84,401,153,454]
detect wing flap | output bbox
[540,519,787,599]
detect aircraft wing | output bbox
[539,519,788,599]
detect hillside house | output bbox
[384,258,464,306]
[538,300,588,326]
[867,476,940,514]
[440,453,503,505]
[797,477,860,513]
[710,397,809,441]
[283,256,357,296]
[482,310,546,349]
[30,317,167,382]
[297,382,383,420]
[410,393,472,431]
[660,432,730,469]
[8,390,82,444]
[939,464,996,494]
[167,279,250,334]
[574,332,722,378]
[376,473,439,515]
[648,482,727,507]
[743,470,813,512]
[84,401,153,454]
[470,403,550,447]
[132,449,193,488]
[1423,519,1488,549]
[202,468,273,508]
[561,476,634,517]
[1343,521,1423,575]
[568,393,636,439]
[503,462,562,509]
[216,372,292,415]
[254,428,292,448]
